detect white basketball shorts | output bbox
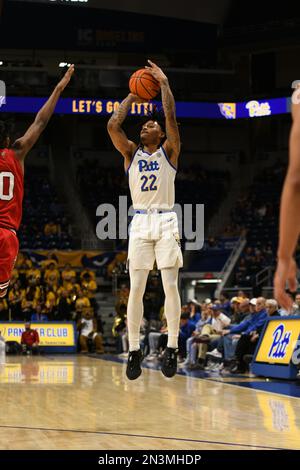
[127,212,183,270]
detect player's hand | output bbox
[57,64,75,92]
[128,93,147,104]
[274,257,297,310]
[145,60,168,84]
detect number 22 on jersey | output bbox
[140,174,157,192]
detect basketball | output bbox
[129,68,160,100]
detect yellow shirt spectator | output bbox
[44,266,60,285]
[62,265,76,282]
[26,268,41,281]
[21,286,41,310]
[45,291,56,309]
[40,258,58,270]
[81,279,97,299]
[80,269,96,281]
[0,299,8,311]
[44,222,60,236]
[75,294,91,312]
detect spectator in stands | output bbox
[26,266,41,282]
[146,316,168,361]
[31,303,48,322]
[178,312,196,360]
[181,306,212,368]
[206,297,258,371]
[112,303,128,355]
[187,300,201,327]
[21,277,41,321]
[223,297,268,373]
[190,305,231,370]
[61,263,76,283]
[21,322,40,355]
[80,268,96,282]
[117,283,130,306]
[75,290,91,322]
[81,273,97,310]
[218,292,231,316]
[8,282,23,320]
[56,289,72,321]
[62,276,81,300]
[45,289,57,319]
[77,308,104,354]
[230,297,243,323]
[266,299,280,317]
[240,299,281,369]
[40,253,59,270]
[239,299,251,321]
[44,220,61,237]
[237,290,247,299]
[44,262,60,291]
[293,294,300,316]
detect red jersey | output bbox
[21,329,40,346]
[0,148,24,231]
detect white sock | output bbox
[127,267,149,351]
[161,265,181,349]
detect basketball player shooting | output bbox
[0,65,74,298]
[274,86,300,309]
[107,60,183,380]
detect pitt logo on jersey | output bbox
[138,160,160,172]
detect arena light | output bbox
[197,279,222,284]
[0,62,3,66]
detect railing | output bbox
[214,234,247,297]
[255,266,274,288]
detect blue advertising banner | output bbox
[0,96,291,119]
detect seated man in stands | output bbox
[222,297,267,373]
[178,312,196,360]
[77,308,104,354]
[181,305,212,368]
[189,304,231,370]
[21,322,40,355]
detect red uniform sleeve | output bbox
[21,332,25,344]
[34,330,39,344]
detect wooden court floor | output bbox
[0,355,298,450]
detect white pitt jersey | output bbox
[127,145,177,210]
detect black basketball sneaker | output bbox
[161,347,178,378]
[126,349,144,380]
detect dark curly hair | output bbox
[142,106,166,134]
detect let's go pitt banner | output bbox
[0,96,290,119]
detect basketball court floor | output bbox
[0,355,299,450]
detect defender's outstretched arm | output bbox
[13,65,75,164]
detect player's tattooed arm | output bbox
[146,60,180,163]
[13,65,75,164]
[107,94,140,165]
